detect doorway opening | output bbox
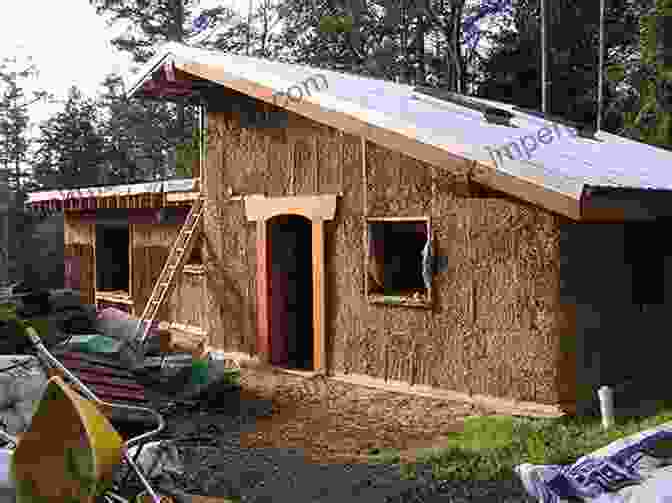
[95,223,130,293]
[268,214,313,370]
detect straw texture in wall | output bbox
[64,215,95,304]
[203,94,572,407]
[131,222,196,323]
[64,243,95,305]
[167,273,205,327]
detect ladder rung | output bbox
[137,198,202,326]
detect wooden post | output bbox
[256,219,270,363]
[362,137,368,299]
[128,223,134,315]
[312,218,326,373]
[313,135,319,194]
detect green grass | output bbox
[368,406,672,482]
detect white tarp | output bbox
[516,421,672,503]
[0,356,47,436]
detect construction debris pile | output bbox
[0,288,240,433]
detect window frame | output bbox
[94,221,131,295]
[365,216,433,308]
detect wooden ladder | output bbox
[135,197,205,346]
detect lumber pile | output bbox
[157,321,212,359]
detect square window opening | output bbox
[367,219,432,302]
[95,223,129,293]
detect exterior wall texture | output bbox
[203,92,574,407]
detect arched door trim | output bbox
[245,194,337,373]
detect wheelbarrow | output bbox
[0,326,192,503]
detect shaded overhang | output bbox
[126,54,222,104]
[580,185,672,222]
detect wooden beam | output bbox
[331,371,572,418]
[166,191,200,203]
[312,219,326,373]
[95,291,134,305]
[128,223,134,314]
[245,194,337,222]
[362,136,368,217]
[157,321,208,357]
[256,219,270,363]
[224,349,574,417]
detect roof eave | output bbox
[580,184,672,222]
[125,51,180,100]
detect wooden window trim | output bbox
[365,216,433,309]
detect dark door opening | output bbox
[268,215,313,370]
[96,223,129,292]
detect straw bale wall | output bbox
[203,97,575,407]
[64,213,95,304]
[131,222,205,326]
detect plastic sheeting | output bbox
[0,356,48,436]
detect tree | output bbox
[0,56,52,284]
[0,57,50,193]
[97,73,193,182]
[275,0,513,91]
[32,86,108,190]
[610,0,672,148]
[89,1,236,177]
[174,127,202,177]
[475,0,645,129]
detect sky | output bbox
[0,0,504,142]
[0,0,251,136]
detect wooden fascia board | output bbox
[126,54,175,99]
[176,61,581,220]
[470,160,582,220]
[166,191,200,203]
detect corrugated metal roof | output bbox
[125,43,672,220]
[27,178,196,204]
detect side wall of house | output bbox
[64,213,95,305]
[560,222,672,414]
[204,94,574,406]
[131,222,206,327]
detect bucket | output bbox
[190,358,209,386]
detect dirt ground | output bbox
[237,367,492,465]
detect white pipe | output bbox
[598,385,615,429]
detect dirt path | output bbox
[238,368,491,464]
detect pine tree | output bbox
[616,0,672,148]
[32,87,108,190]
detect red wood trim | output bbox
[256,219,270,363]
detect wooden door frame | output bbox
[245,194,337,373]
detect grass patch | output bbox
[392,407,672,482]
[368,447,401,465]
